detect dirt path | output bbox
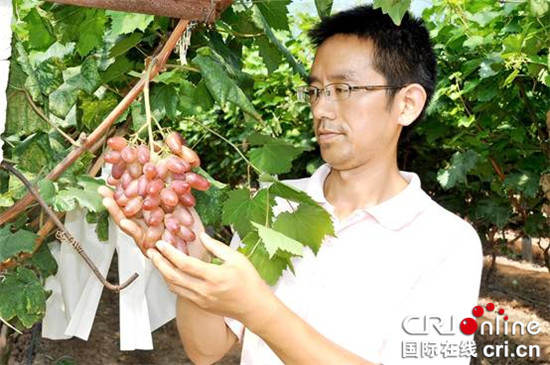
[5,256,550,365]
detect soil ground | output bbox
[3,254,550,365]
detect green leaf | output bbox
[0,267,47,328]
[95,211,110,242]
[437,150,479,189]
[193,53,261,121]
[251,222,303,258]
[222,189,274,238]
[77,9,107,56]
[107,11,154,35]
[268,181,318,206]
[272,204,334,254]
[473,199,511,228]
[314,0,333,18]
[79,92,119,132]
[109,32,143,58]
[256,37,282,74]
[14,132,54,173]
[0,226,37,262]
[25,9,55,50]
[28,42,75,68]
[151,84,178,119]
[240,231,290,285]
[256,0,291,31]
[55,187,105,213]
[249,143,306,175]
[463,36,484,50]
[101,57,135,84]
[49,58,101,117]
[373,0,412,25]
[195,186,229,227]
[251,6,308,79]
[529,0,549,17]
[38,179,56,205]
[27,242,58,278]
[503,172,540,198]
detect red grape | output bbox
[107,136,127,151]
[111,161,126,179]
[127,162,142,179]
[180,145,200,168]
[104,151,122,164]
[125,179,139,198]
[143,162,157,179]
[179,192,196,207]
[121,146,137,163]
[160,188,179,207]
[185,172,210,191]
[143,195,161,210]
[123,196,143,216]
[173,205,194,226]
[166,132,183,154]
[148,179,165,195]
[171,180,190,195]
[137,144,150,164]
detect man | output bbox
[101,5,483,364]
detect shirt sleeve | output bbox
[223,233,246,343]
[379,225,483,364]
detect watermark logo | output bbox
[401,303,542,360]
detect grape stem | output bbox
[186,117,262,174]
[0,161,139,292]
[144,59,156,153]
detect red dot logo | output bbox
[498,308,505,315]
[460,318,478,335]
[472,306,484,317]
[486,303,495,311]
[504,316,509,321]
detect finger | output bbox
[102,196,127,224]
[120,218,145,244]
[154,240,210,279]
[98,185,114,199]
[147,247,203,295]
[199,232,235,262]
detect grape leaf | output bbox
[14,132,54,173]
[373,0,412,25]
[251,6,307,79]
[0,226,37,262]
[151,84,178,119]
[314,0,333,18]
[28,42,75,68]
[251,222,303,258]
[272,204,334,254]
[109,32,143,58]
[268,181,318,206]
[77,9,107,56]
[49,58,101,117]
[256,0,291,31]
[222,189,274,238]
[38,179,56,205]
[437,150,479,189]
[25,9,55,50]
[249,143,306,175]
[95,211,110,242]
[240,231,290,285]
[193,53,262,121]
[195,186,229,227]
[79,92,119,132]
[0,267,47,328]
[27,242,58,278]
[107,11,154,35]
[256,37,282,74]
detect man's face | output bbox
[309,34,402,171]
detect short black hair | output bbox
[308,5,437,124]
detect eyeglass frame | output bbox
[296,82,408,103]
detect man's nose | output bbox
[311,92,337,121]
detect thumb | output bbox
[199,232,234,262]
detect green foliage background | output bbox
[0,0,548,330]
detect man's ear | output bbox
[395,83,427,127]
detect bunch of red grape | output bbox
[104,132,210,252]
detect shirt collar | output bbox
[306,163,432,231]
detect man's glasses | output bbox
[296,83,406,103]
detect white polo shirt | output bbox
[226,164,483,364]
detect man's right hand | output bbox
[98,185,210,262]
